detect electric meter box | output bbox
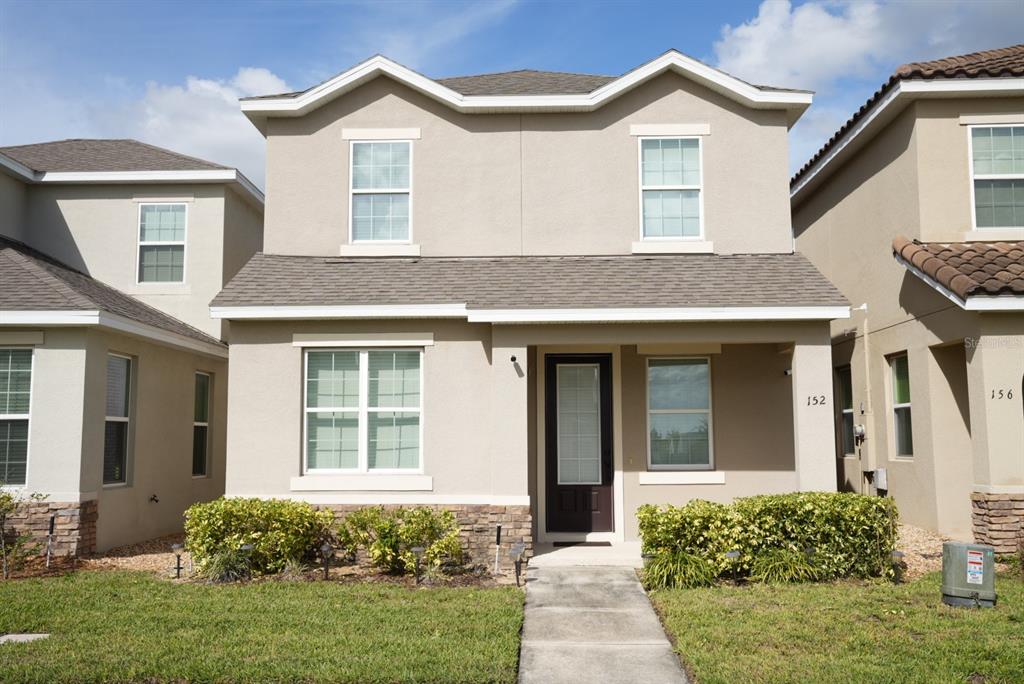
[941,542,996,608]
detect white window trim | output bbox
[136,202,188,285]
[103,353,133,487]
[967,123,1024,232]
[303,348,424,475]
[555,363,603,486]
[887,353,913,460]
[347,140,414,245]
[637,136,705,242]
[0,348,33,488]
[644,356,714,472]
[192,372,211,479]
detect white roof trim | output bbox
[211,303,849,322]
[210,304,470,320]
[0,152,37,181]
[241,52,812,126]
[35,169,264,205]
[0,309,226,357]
[894,252,1024,312]
[792,77,1024,204]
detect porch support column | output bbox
[965,328,1024,491]
[790,329,838,492]
[489,330,530,500]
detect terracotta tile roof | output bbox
[212,253,848,310]
[793,44,1024,188]
[0,236,224,348]
[0,139,229,173]
[892,236,1024,299]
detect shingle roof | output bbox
[212,253,847,310]
[0,139,229,173]
[892,236,1024,299]
[435,69,616,95]
[793,44,1024,187]
[0,236,224,348]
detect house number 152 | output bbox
[806,395,827,406]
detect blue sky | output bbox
[2,0,1023,187]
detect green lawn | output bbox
[0,571,524,683]
[650,572,1024,684]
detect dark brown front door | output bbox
[545,354,613,533]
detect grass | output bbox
[0,570,524,683]
[650,571,1024,684]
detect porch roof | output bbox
[211,253,848,320]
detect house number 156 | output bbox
[991,389,1015,400]
[806,395,827,406]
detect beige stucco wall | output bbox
[81,329,228,551]
[224,318,837,541]
[0,171,28,242]
[263,72,794,257]
[793,96,1024,540]
[3,327,227,551]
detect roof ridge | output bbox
[437,67,616,80]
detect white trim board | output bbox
[241,51,812,127]
[214,304,850,322]
[792,77,1024,205]
[894,253,1024,312]
[638,470,726,485]
[293,332,434,347]
[290,475,433,491]
[342,128,421,140]
[630,123,710,136]
[0,309,227,357]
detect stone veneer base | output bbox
[322,504,532,570]
[5,500,98,556]
[971,492,1024,554]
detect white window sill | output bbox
[962,229,1024,242]
[638,470,725,485]
[290,474,433,492]
[339,243,421,257]
[631,240,714,254]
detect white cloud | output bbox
[96,68,288,188]
[713,0,1024,171]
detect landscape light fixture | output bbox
[725,549,741,583]
[320,542,334,580]
[411,546,426,584]
[171,543,184,579]
[239,544,254,579]
[510,543,526,586]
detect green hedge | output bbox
[185,497,333,575]
[336,506,463,575]
[637,492,899,583]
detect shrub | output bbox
[0,485,46,580]
[185,497,333,575]
[195,548,251,583]
[337,506,463,575]
[749,548,820,584]
[637,492,899,584]
[643,550,717,590]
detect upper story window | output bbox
[640,138,702,240]
[350,141,411,243]
[0,349,32,486]
[970,125,1024,230]
[138,203,186,283]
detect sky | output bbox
[2,0,1023,188]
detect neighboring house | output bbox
[792,45,1024,549]
[212,50,849,557]
[0,139,264,553]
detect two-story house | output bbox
[212,51,849,557]
[792,45,1024,550]
[0,139,263,553]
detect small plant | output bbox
[337,506,464,575]
[642,550,717,590]
[195,548,251,583]
[749,548,820,584]
[0,485,46,580]
[1017,531,1024,580]
[185,497,333,576]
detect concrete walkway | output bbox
[518,566,689,684]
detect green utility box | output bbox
[941,542,996,608]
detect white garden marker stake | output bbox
[494,525,502,575]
